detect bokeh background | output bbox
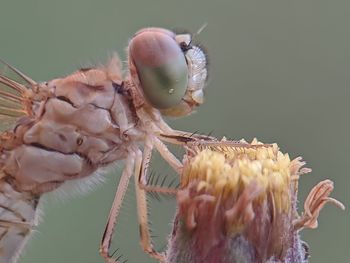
[0,0,349,262]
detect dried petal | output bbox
[294,179,345,230]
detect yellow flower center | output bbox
[182,140,292,216]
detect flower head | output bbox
[166,139,344,263]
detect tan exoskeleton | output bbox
[0,28,208,263]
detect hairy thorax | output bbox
[0,65,142,194]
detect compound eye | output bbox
[129,29,188,109]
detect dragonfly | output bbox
[0,27,209,263]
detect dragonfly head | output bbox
[128,28,208,116]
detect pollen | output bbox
[179,139,294,235]
[182,140,291,213]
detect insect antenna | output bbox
[195,23,208,36]
[187,23,208,48]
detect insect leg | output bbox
[156,117,216,143]
[134,146,166,262]
[153,136,182,174]
[159,133,272,150]
[136,138,178,195]
[100,151,135,263]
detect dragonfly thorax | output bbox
[1,60,144,194]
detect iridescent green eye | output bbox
[129,28,188,109]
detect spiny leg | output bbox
[156,118,210,140]
[138,137,178,195]
[156,117,217,143]
[158,133,272,150]
[134,143,167,262]
[137,135,192,194]
[156,118,272,149]
[100,151,135,263]
[186,139,273,149]
[153,136,182,174]
[157,132,215,146]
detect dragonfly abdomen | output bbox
[0,178,39,263]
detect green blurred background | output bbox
[0,0,348,262]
